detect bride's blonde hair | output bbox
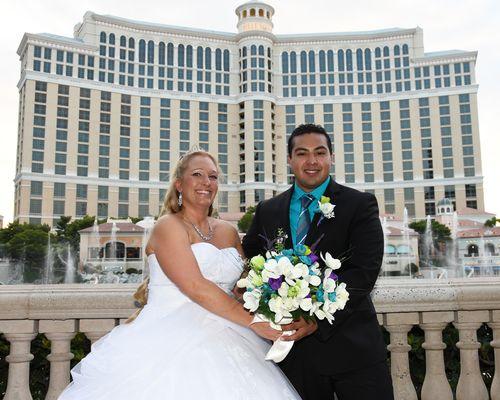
[126,150,219,323]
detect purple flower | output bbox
[309,253,319,264]
[329,272,338,281]
[268,276,283,291]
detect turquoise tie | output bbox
[296,194,314,245]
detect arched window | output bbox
[178,44,185,67]
[346,49,353,71]
[258,45,264,56]
[215,48,222,71]
[128,37,135,49]
[402,44,409,55]
[266,11,270,18]
[468,244,479,257]
[319,50,326,72]
[147,40,155,63]
[383,46,389,57]
[485,243,496,256]
[100,32,106,43]
[375,47,381,58]
[167,43,174,65]
[251,45,257,56]
[258,9,264,17]
[337,49,345,71]
[356,49,363,70]
[186,45,193,68]
[223,49,230,71]
[327,50,334,72]
[290,51,297,73]
[282,52,289,73]
[394,45,400,56]
[250,8,256,16]
[267,47,271,58]
[120,35,126,47]
[197,46,203,69]
[105,241,125,259]
[243,10,247,18]
[139,39,146,63]
[397,244,410,255]
[385,244,396,254]
[242,46,247,58]
[159,42,165,65]
[109,33,115,45]
[300,51,307,73]
[364,48,372,70]
[308,50,315,73]
[205,47,211,69]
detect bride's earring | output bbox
[178,192,183,207]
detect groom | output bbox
[242,124,393,400]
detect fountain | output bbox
[402,208,413,278]
[62,244,76,284]
[91,219,101,261]
[139,216,156,280]
[110,221,118,260]
[44,233,54,284]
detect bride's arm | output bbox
[151,215,279,340]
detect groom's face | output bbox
[287,133,333,192]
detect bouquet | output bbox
[237,230,349,362]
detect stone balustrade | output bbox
[1,278,499,400]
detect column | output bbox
[39,320,77,400]
[80,319,116,345]
[489,310,500,400]
[455,311,489,400]
[385,312,418,400]
[0,320,37,400]
[420,311,453,400]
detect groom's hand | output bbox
[281,318,317,341]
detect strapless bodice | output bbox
[146,242,244,308]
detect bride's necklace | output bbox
[185,218,214,242]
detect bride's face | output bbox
[176,155,219,209]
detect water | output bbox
[44,234,54,284]
[63,244,76,284]
[402,208,412,278]
[91,219,101,260]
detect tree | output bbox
[484,217,499,228]
[409,219,451,242]
[53,215,96,254]
[237,206,256,233]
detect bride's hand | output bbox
[249,322,282,341]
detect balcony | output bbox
[1,278,499,399]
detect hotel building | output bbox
[14,1,484,225]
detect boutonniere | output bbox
[316,196,335,226]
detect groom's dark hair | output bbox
[287,124,332,156]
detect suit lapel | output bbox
[279,186,294,249]
[305,179,343,248]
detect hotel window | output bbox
[119,94,131,180]
[374,46,391,94]
[285,105,295,183]
[218,103,228,179]
[454,62,472,87]
[179,100,190,154]
[159,98,171,182]
[281,51,298,97]
[98,185,108,218]
[444,185,457,210]
[138,188,149,217]
[384,188,395,215]
[118,187,129,218]
[138,97,151,181]
[32,82,47,173]
[318,50,335,96]
[361,103,374,183]
[342,103,355,183]
[323,104,335,177]
[54,85,69,176]
[424,186,436,216]
[399,99,413,181]
[419,98,433,180]
[459,94,475,177]
[98,91,111,178]
[379,101,393,182]
[77,88,90,177]
[404,188,415,218]
[438,96,454,178]
[254,100,265,182]
[465,184,477,209]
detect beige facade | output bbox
[14,2,484,225]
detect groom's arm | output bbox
[316,192,384,342]
[242,202,264,259]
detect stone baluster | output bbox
[385,312,419,400]
[490,310,500,400]
[0,320,37,400]
[455,310,489,400]
[80,319,116,345]
[39,320,77,400]
[420,311,454,400]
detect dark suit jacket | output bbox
[242,179,387,374]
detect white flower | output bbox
[321,252,342,270]
[335,282,349,310]
[265,250,278,259]
[318,200,336,219]
[242,289,261,312]
[304,274,321,287]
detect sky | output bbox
[1,0,498,224]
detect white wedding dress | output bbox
[59,242,300,399]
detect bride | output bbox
[59,150,301,399]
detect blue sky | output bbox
[1,0,498,223]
